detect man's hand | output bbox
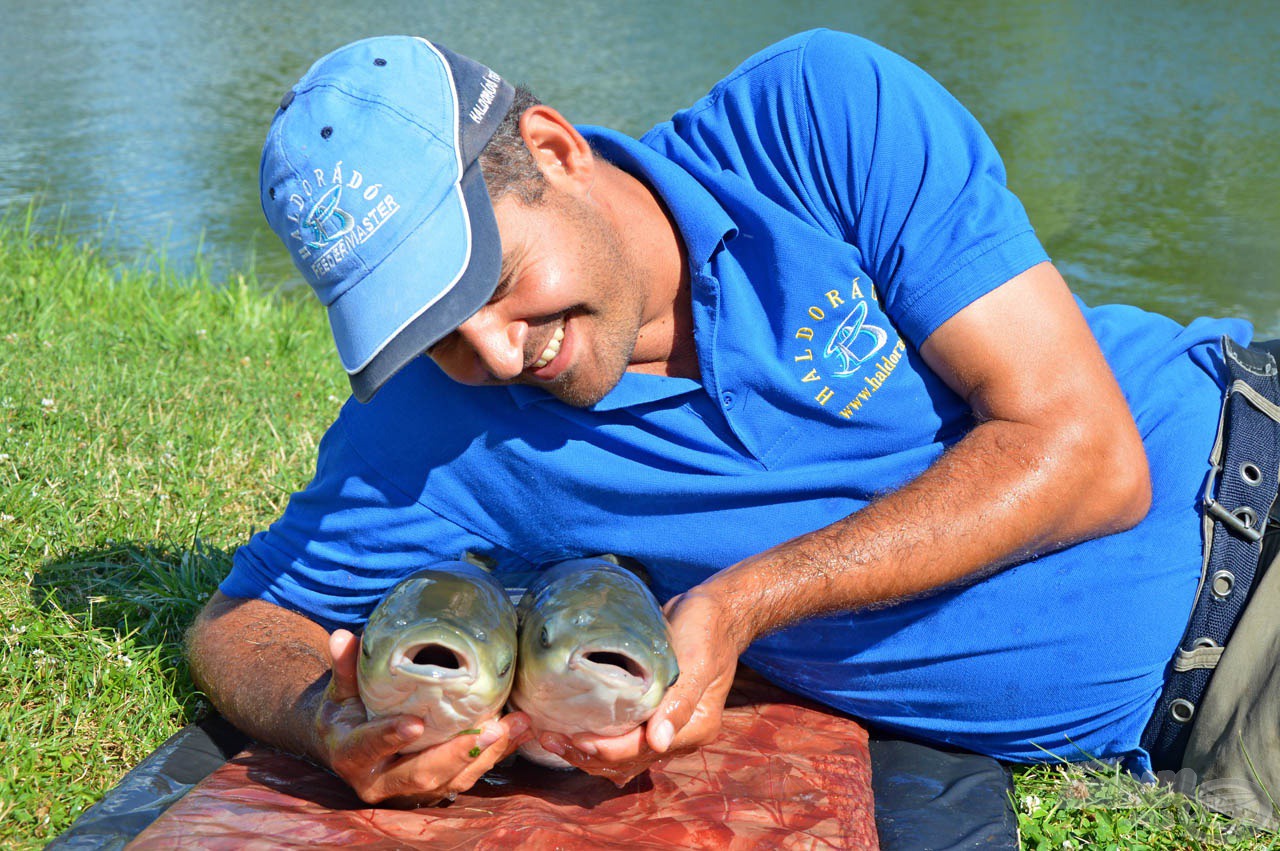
[536,585,744,785]
[188,593,533,808]
[317,629,532,807]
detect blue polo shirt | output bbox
[224,30,1253,769]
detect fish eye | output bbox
[539,626,551,648]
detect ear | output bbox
[518,105,595,194]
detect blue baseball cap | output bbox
[260,37,516,403]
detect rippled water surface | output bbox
[1,0,1276,333]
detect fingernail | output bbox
[396,720,420,739]
[476,722,503,749]
[651,720,674,752]
[541,737,566,756]
[505,715,530,737]
[575,740,598,756]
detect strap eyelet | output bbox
[1170,699,1196,724]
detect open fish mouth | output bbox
[391,640,477,682]
[569,646,653,692]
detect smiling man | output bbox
[188,32,1280,820]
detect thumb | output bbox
[646,670,698,753]
[328,629,361,702]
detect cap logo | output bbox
[283,161,402,280]
[468,69,503,124]
[301,185,354,249]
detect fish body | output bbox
[511,557,679,768]
[357,561,518,753]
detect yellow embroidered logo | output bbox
[789,278,904,420]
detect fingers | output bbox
[647,683,696,753]
[327,629,361,702]
[557,725,648,762]
[537,732,652,787]
[376,715,532,806]
[326,712,424,777]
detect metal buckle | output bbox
[1203,496,1264,543]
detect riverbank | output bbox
[0,221,1266,847]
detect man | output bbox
[189,31,1280,818]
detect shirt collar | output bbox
[507,126,736,412]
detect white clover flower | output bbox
[0,514,13,523]
[1020,794,1042,814]
[41,398,55,408]
[196,329,207,337]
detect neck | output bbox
[598,161,700,380]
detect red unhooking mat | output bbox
[127,673,878,849]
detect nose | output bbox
[437,309,527,384]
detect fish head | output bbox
[357,562,518,749]
[514,558,679,737]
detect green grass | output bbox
[0,211,345,847]
[1012,761,1277,849]
[0,213,1274,848]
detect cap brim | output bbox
[329,162,501,404]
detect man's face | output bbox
[427,187,648,407]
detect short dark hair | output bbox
[478,85,546,205]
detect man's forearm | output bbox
[702,410,1150,650]
[187,591,334,763]
[701,263,1153,649]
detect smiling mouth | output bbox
[531,320,566,370]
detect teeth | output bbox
[532,324,565,369]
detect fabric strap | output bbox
[1141,336,1280,770]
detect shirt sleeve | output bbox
[795,29,1049,342]
[219,416,520,632]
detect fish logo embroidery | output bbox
[824,300,888,377]
[789,276,904,420]
[301,184,354,249]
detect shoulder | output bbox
[650,29,947,171]
[682,29,927,116]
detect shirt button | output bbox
[722,391,735,409]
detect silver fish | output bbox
[357,561,518,753]
[511,557,680,768]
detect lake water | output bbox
[1,0,1276,334]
